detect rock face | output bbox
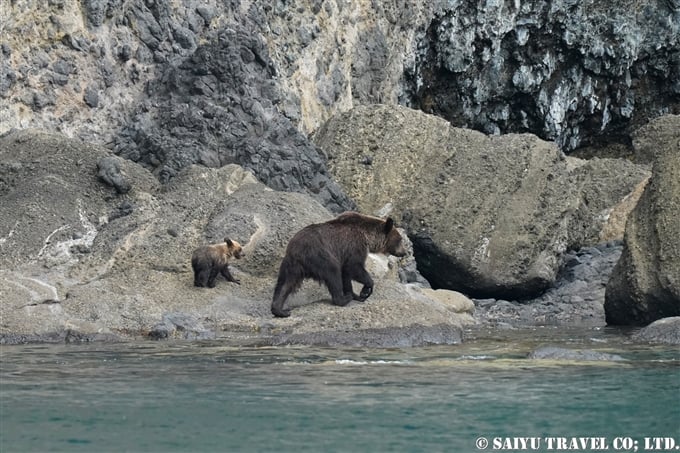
[0,0,432,138]
[1,1,677,331]
[1,0,432,213]
[112,24,353,212]
[605,115,680,326]
[314,104,647,299]
[1,1,677,171]
[406,0,680,151]
[0,129,473,345]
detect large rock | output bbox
[0,129,473,345]
[598,176,650,243]
[633,317,680,345]
[0,129,107,268]
[605,115,680,325]
[315,104,647,299]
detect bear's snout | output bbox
[392,246,407,258]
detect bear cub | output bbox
[192,238,245,288]
[271,211,407,317]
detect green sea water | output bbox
[1,327,678,453]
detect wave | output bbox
[333,359,412,365]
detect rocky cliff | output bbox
[2,1,677,185]
[405,0,680,152]
[2,0,436,211]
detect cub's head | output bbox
[224,238,245,259]
[383,218,407,258]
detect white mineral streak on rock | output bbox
[36,202,98,267]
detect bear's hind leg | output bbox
[194,268,210,287]
[326,270,353,307]
[272,280,297,317]
[272,262,303,318]
[207,267,220,288]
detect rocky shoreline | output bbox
[472,241,624,329]
[1,117,678,346]
[1,1,679,346]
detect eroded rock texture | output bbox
[2,0,677,173]
[404,0,680,151]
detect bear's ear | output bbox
[225,238,233,247]
[384,217,394,234]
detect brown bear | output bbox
[191,238,245,288]
[271,212,407,317]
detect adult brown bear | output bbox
[271,212,407,317]
[191,238,245,288]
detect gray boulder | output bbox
[314,104,647,299]
[633,317,680,345]
[473,241,625,328]
[605,115,680,326]
[0,129,473,345]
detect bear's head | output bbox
[383,218,407,258]
[225,238,245,259]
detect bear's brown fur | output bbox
[271,211,407,317]
[191,238,245,288]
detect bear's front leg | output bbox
[221,265,240,284]
[358,285,373,301]
[271,306,291,318]
[353,267,374,302]
[194,269,208,287]
[331,293,354,306]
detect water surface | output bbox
[1,327,678,452]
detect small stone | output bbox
[83,86,99,108]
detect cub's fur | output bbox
[191,238,244,288]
